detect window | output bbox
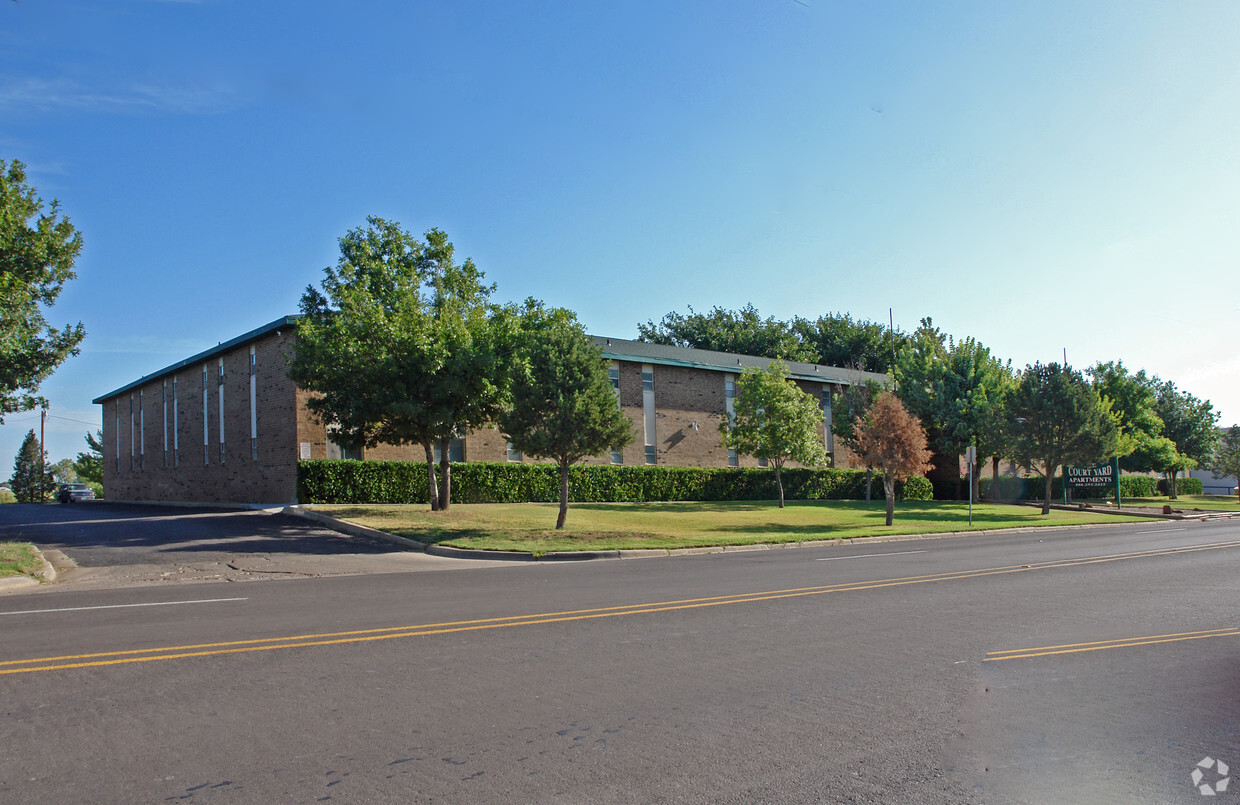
[642,364,655,464]
[609,361,623,464]
[506,442,522,462]
[728,449,739,467]
[202,365,210,465]
[218,358,225,463]
[161,381,168,467]
[249,346,258,460]
[115,400,121,471]
[138,389,145,469]
[326,427,363,461]
[758,456,769,468]
[432,439,465,463]
[726,376,738,467]
[822,387,834,456]
[172,376,179,467]
[129,394,135,471]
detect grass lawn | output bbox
[1106,494,1240,513]
[0,542,44,579]
[316,500,1151,555]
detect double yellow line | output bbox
[986,626,1240,662]
[5,537,1239,676]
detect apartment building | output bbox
[94,317,887,504]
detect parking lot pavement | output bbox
[0,502,522,592]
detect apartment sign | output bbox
[1065,461,1116,489]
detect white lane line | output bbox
[816,550,927,562]
[0,597,248,616]
[1138,528,1189,535]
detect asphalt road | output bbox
[3,507,1240,803]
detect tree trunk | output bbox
[439,437,451,512]
[1041,467,1054,515]
[774,462,785,508]
[865,467,873,504]
[556,460,570,529]
[1169,471,1179,500]
[990,456,1001,501]
[884,476,895,526]
[423,440,440,511]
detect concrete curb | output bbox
[0,547,55,592]
[285,505,1208,564]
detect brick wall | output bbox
[100,330,300,504]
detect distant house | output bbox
[1190,468,1238,495]
[93,316,887,505]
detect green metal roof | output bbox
[92,316,300,404]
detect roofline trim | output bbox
[92,316,301,403]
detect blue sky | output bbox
[3,0,1238,468]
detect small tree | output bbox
[720,360,826,507]
[73,429,103,484]
[9,429,52,503]
[1154,380,1220,499]
[852,392,932,526]
[832,379,884,503]
[1009,363,1121,514]
[1206,425,1240,502]
[499,305,634,529]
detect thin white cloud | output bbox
[0,76,239,116]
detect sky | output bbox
[3,0,1239,469]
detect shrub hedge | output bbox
[298,460,935,505]
[1157,476,1203,496]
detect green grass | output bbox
[316,500,1151,556]
[1111,494,1240,513]
[0,542,44,579]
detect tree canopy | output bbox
[638,304,811,361]
[1009,363,1121,514]
[1153,380,1220,498]
[1,158,86,422]
[1206,425,1240,502]
[499,304,634,529]
[9,429,51,503]
[288,217,514,510]
[719,360,826,507]
[852,391,933,525]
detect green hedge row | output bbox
[980,474,1171,501]
[298,460,934,505]
[1157,477,1204,496]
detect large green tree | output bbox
[1009,363,1121,514]
[499,304,634,529]
[852,391,933,526]
[719,360,827,507]
[1153,380,1220,499]
[290,218,515,511]
[1087,361,1175,474]
[9,429,51,503]
[638,304,812,361]
[791,312,908,373]
[1206,425,1240,502]
[1,159,86,422]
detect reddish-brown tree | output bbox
[854,391,933,526]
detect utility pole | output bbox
[40,406,47,502]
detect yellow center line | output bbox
[6,538,1240,676]
[985,627,1240,661]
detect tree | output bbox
[50,458,77,484]
[1087,361,1168,473]
[791,312,908,374]
[831,379,884,502]
[499,304,635,529]
[1206,425,1240,502]
[1,158,86,422]
[9,429,52,503]
[638,304,812,361]
[289,218,516,511]
[1008,363,1121,514]
[1154,380,1220,499]
[891,318,957,498]
[290,218,445,509]
[851,391,933,526]
[719,360,827,507]
[72,429,103,484]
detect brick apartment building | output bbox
[94,316,887,505]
